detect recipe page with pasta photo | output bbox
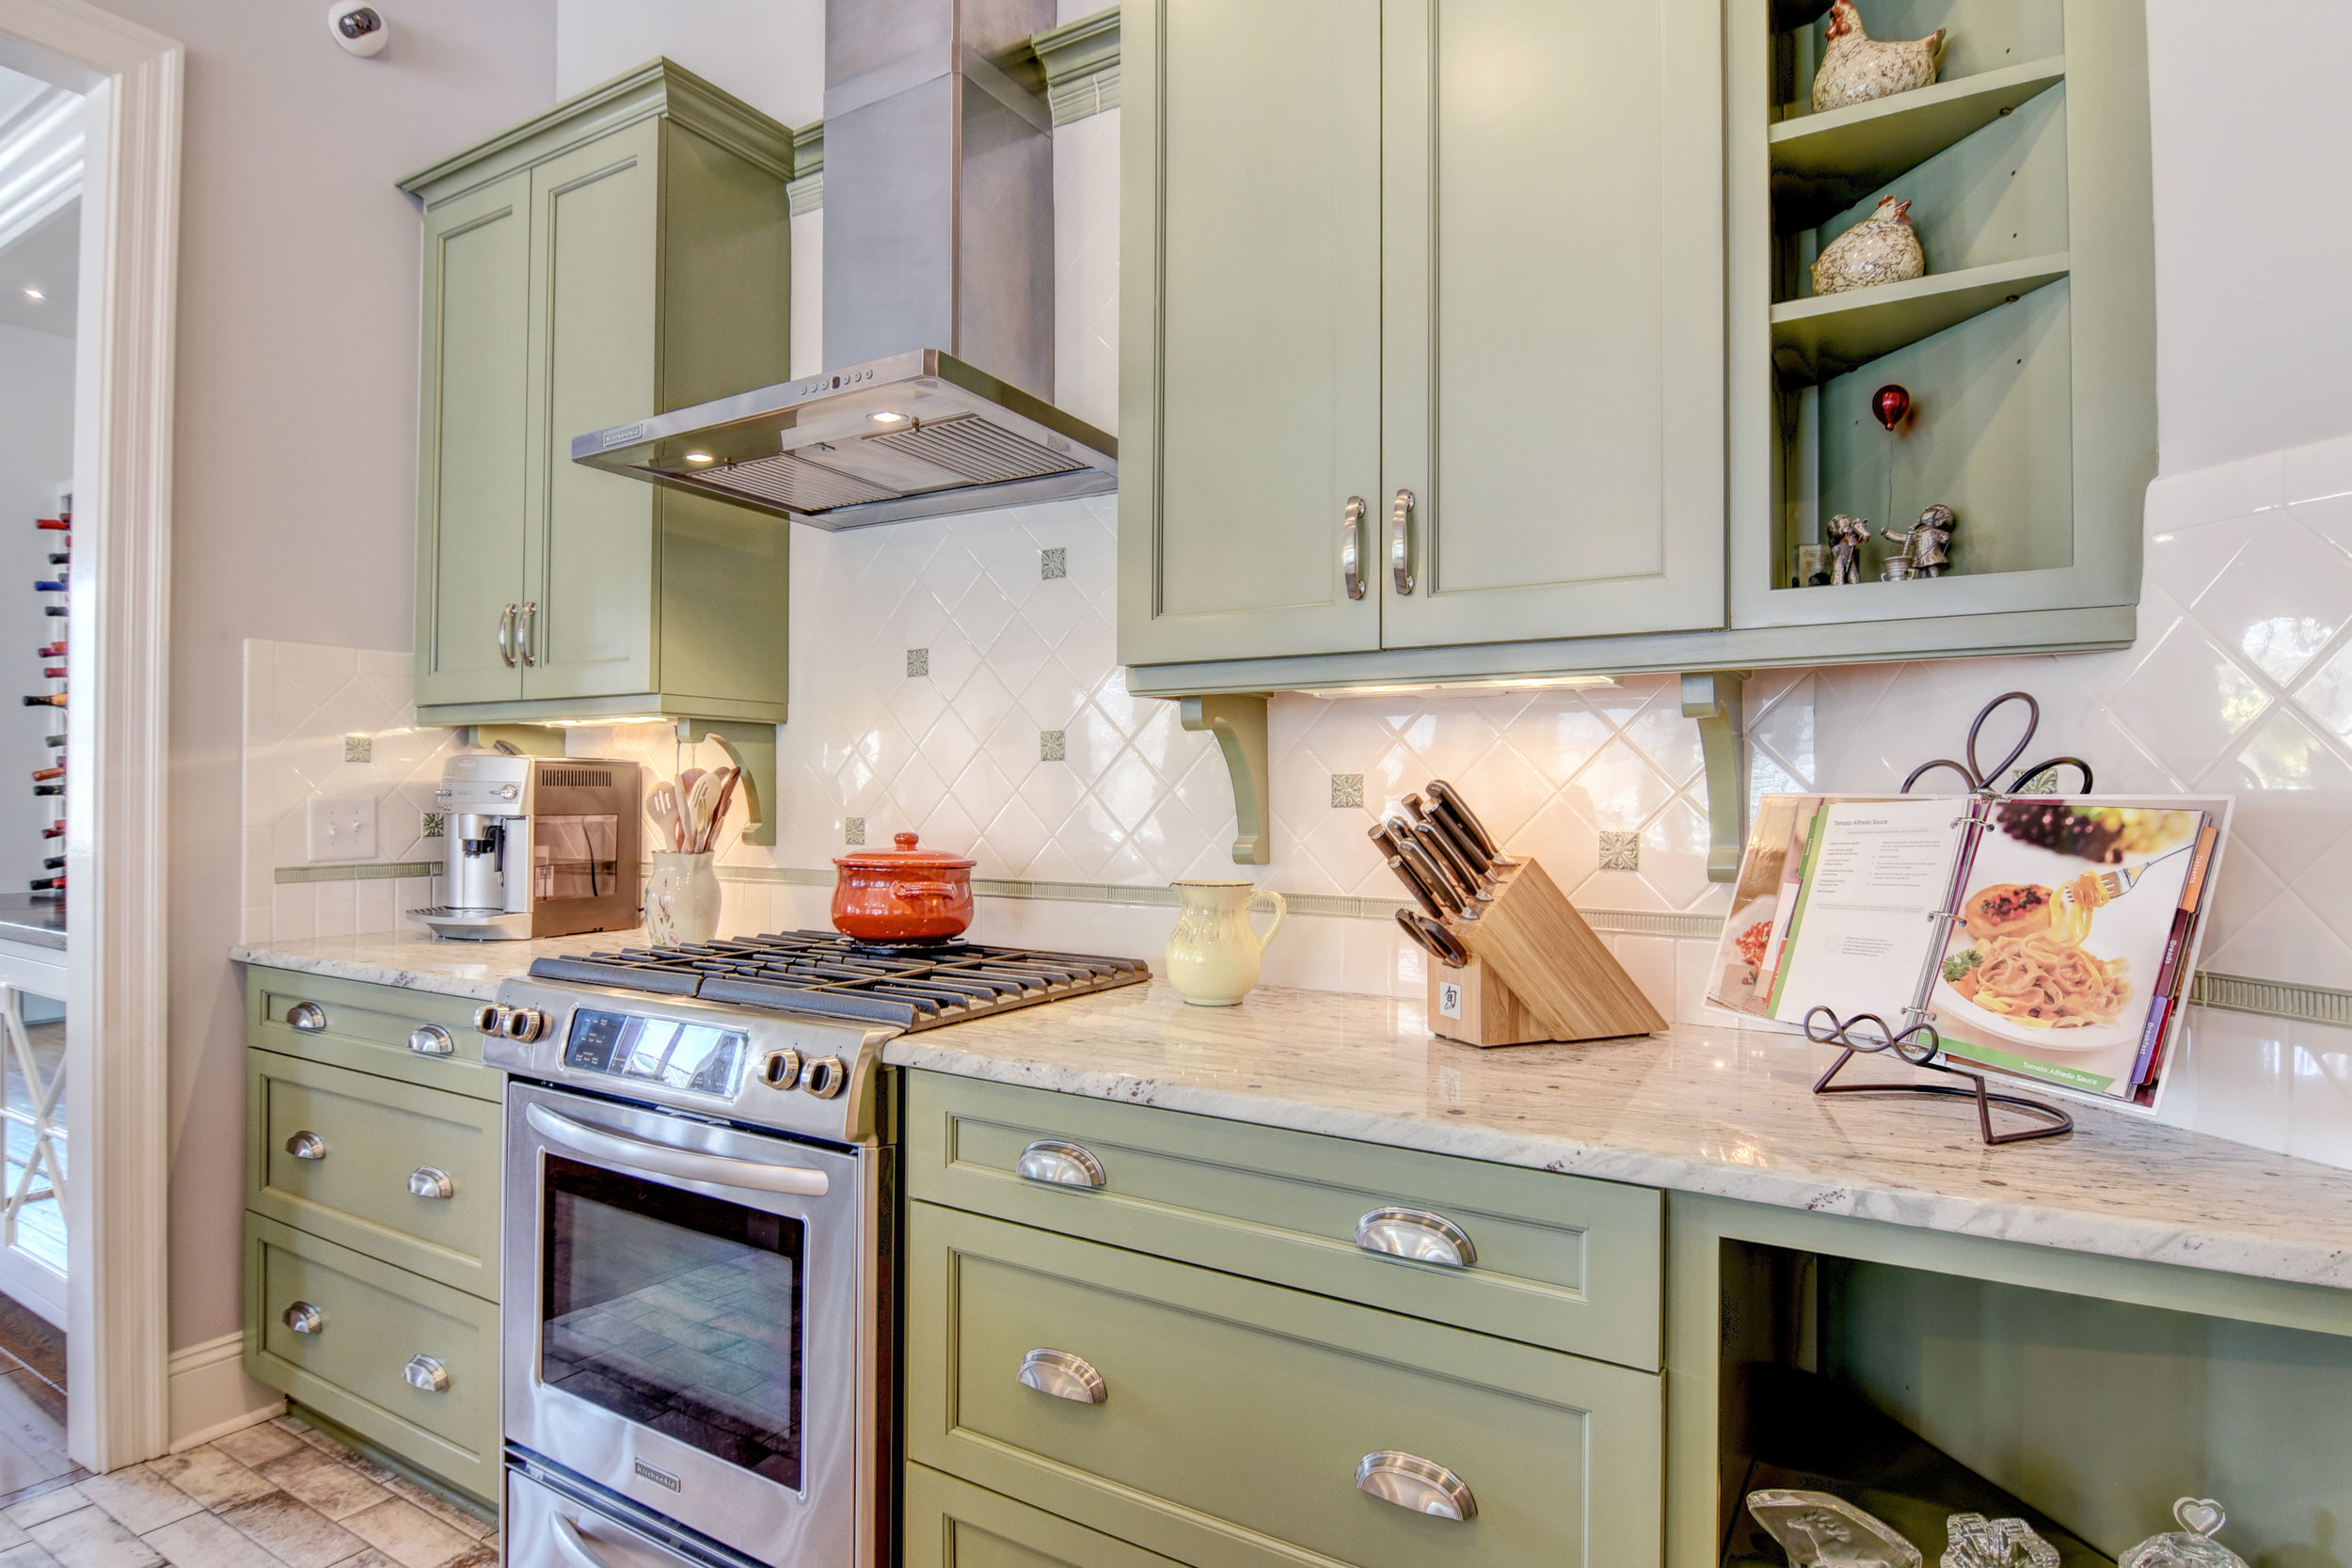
[1933,800,2221,1101]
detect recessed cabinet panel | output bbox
[1118,0,1385,666]
[1382,0,1726,647]
[416,171,531,707]
[523,120,660,703]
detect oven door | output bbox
[504,1081,877,1568]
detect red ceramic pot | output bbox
[832,832,976,942]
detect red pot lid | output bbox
[834,832,975,872]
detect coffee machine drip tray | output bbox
[410,906,536,942]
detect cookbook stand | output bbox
[1801,691,2089,1147]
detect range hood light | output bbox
[868,411,907,426]
[683,451,715,465]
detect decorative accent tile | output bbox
[1598,830,1642,871]
[342,734,372,763]
[905,648,930,677]
[1330,773,1363,809]
[421,811,444,840]
[1041,547,1067,579]
[844,817,866,846]
[1041,729,1067,762]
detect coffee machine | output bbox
[410,754,642,941]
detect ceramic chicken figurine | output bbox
[1812,0,1947,113]
[1811,196,1925,295]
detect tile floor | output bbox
[0,1415,498,1568]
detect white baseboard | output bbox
[167,1333,282,1453]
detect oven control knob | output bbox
[471,1004,509,1037]
[803,1056,847,1100]
[762,1048,803,1090]
[503,1007,548,1043]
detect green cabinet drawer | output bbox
[244,1214,499,1503]
[246,1048,501,1298]
[908,1071,1661,1370]
[904,1464,1186,1568]
[908,1202,1662,1568]
[246,967,501,1101]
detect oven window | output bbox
[534,815,621,901]
[541,1154,803,1488]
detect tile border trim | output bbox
[274,862,439,885]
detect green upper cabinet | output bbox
[403,61,795,726]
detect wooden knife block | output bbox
[1431,857,1665,1045]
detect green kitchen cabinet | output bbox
[402,60,795,727]
[1119,0,1726,672]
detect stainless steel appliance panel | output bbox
[506,1461,756,1568]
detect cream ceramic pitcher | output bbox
[1165,880,1287,1006]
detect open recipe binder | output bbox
[1708,793,2230,1115]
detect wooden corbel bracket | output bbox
[1681,671,1749,883]
[1178,693,1271,866]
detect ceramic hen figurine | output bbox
[1811,196,1925,295]
[1812,0,1947,113]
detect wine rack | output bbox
[24,506,64,902]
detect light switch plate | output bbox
[307,795,377,863]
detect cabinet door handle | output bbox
[1356,1451,1475,1521]
[1342,496,1368,600]
[285,1131,326,1162]
[1015,1139,1104,1189]
[1018,1348,1106,1404]
[286,1002,327,1034]
[518,601,538,666]
[1355,1206,1476,1268]
[282,1301,324,1336]
[407,1024,455,1057]
[407,1165,453,1199]
[498,604,517,668]
[403,1354,450,1393]
[1390,489,1416,595]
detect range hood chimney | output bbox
[571,0,1117,531]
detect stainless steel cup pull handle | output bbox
[407,1024,455,1057]
[1016,1139,1105,1189]
[408,1166,453,1200]
[282,1301,323,1336]
[1018,1348,1106,1404]
[552,1515,620,1568]
[1356,1451,1476,1521]
[1355,1206,1477,1269]
[1342,496,1368,600]
[403,1354,449,1393]
[287,1002,327,1034]
[498,604,517,669]
[285,1131,326,1162]
[1390,489,1416,595]
[518,601,538,666]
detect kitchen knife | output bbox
[1393,908,1470,968]
[1427,779,1508,864]
[1397,838,1472,920]
[1406,791,1492,877]
[1368,825,1447,923]
[1409,817,1492,902]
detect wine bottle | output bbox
[40,667,61,679]
[32,784,60,798]
[28,878,61,893]
[36,643,61,658]
[39,857,60,873]
[33,519,66,532]
[40,607,64,618]
[31,767,61,782]
[40,823,61,839]
[21,694,63,708]
[44,554,65,567]
[34,580,64,594]
[44,735,64,750]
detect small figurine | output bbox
[1880,503,1956,578]
[1828,514,1872,584]
[1942,1515,2058,1568]
[1813,0,1947,113]
[1748,1490,1922,1568]
[1880,555,1916,582]
[1813,196,1926,296]
[2121,1498,2249,1568]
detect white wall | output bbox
[555,0,823,127]
[2145,0,2352,474]
[0,320,71,895]
[83,0,557,1354]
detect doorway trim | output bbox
[0,0,182,1472]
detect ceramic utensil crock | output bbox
[645,851,721,946]
[1165,879,1287,1006]
[833,832,977,942]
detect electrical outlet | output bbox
[307,795,378,863]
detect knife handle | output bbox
[1412,819,1491,901]
[1399,840,1470,918]
[1394,908,1470,968]
[1427,779,1506,864]
[1370,825,1446,922]
[1420,798,1492,876]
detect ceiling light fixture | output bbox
[683,451,715,464]
[22,289,40,301]
[868,411,907,425]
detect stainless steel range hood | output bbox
[571,0,1115,531]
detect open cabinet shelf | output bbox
[1771,251,2071,385]
[1770,54,2067,216]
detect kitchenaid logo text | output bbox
[634,1460,683,1493]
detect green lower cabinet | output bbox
[245,1214,500,1503]
[907,1200,1663,1568]
[904,1465,1190,1568]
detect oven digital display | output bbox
[563,1008,747,1098]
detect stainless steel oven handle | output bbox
[525,1101,831,1196]
[550,1516,617,1568]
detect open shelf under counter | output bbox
[1770,252,2070,386]
[1771,55,2068,212]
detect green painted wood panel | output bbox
[903,1464,1189,1568]
[1116,0,1386,667]
[1381,0,1727,646]
[908,1201,1664,1568]
[246,1048,501,1299]
[907,1069,1662,1370]
[521,118,661,703]
[413,169,530,708]
[245,968,502,1101]
[244,1214,500,1503]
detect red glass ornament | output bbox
[1872,384,1911,432]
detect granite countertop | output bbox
[232,932,2352,1291]
[0,895,66,953]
